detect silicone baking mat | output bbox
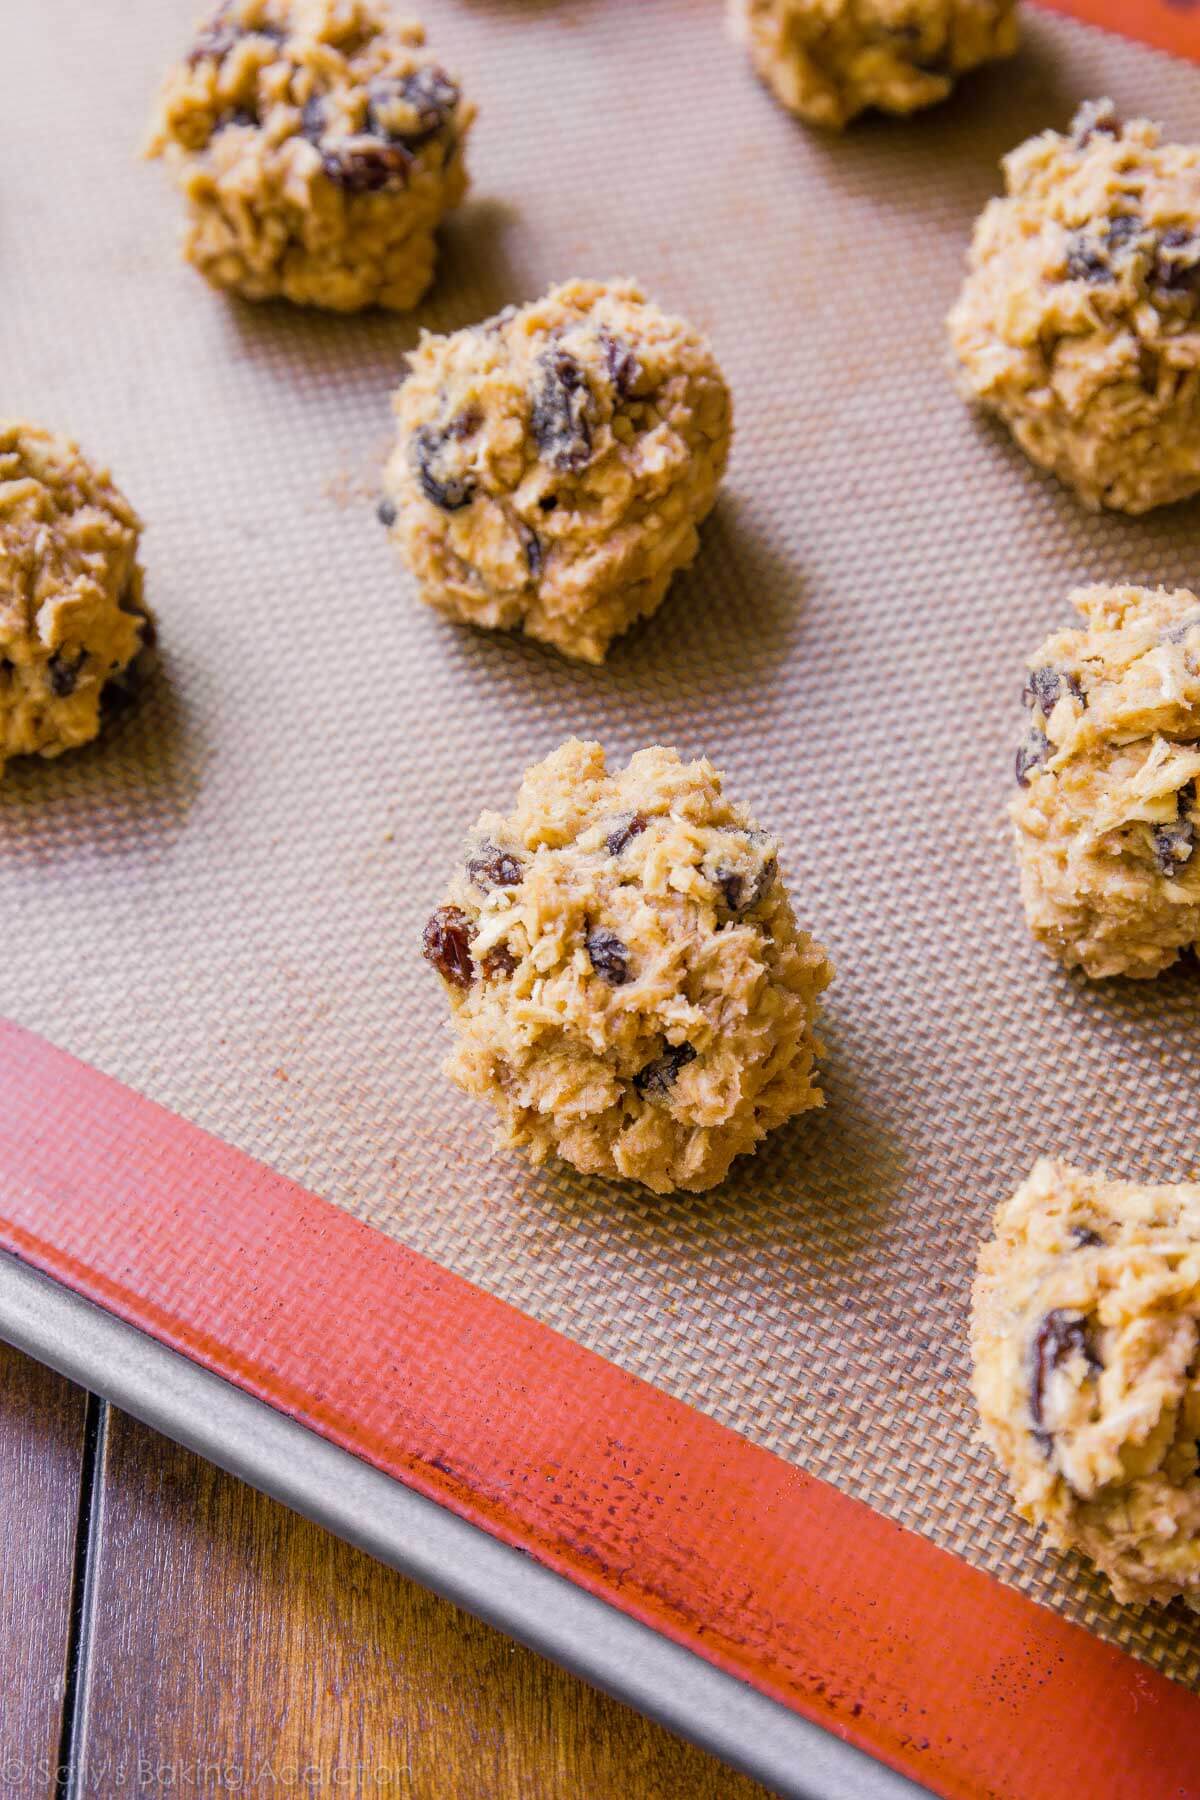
[3,0,1200,1775]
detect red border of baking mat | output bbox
[1036,0,1200,61]
[0,1020,1196,1800]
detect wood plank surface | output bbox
[0,1344,87,1800]
[75,1408,771,1799]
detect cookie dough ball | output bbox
[0,423,154,776]
[1011,583,1200,980]
[972,1158,1200,1610]
[421,740,833,1194]
[949,101,1200,513]
[731,0,1018,130]
[146,0,474,311]
[381,279,733,663]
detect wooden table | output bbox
[2,1342,768,1798]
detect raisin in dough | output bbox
[146,0,474,312]
[950,101,1200,513]
[1011,583,1200,980]
[0,422,154,775]
[381,279,733,663]
[421,740,833,1195]
[972,1158,1200,1610]
[731,0,1017,131]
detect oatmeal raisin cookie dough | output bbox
[381,279,733,663]
[950,101,1200,513]
[1011,583,1200,980]
[421,740,833,1194]
[972,1158,1200,1610]
[0,423,154,776]
[146,0,474,311]
[731,0,1018,131]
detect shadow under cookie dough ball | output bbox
[971,1157,1200,1610]
[1011,583,1200,979]
[950,100,1200,513]
[381,278,733,663]
[146,0,475,312]
[731,0,1018,130]
[421,739,833,1194]
[0,422,154,776]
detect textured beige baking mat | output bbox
[4,0,1200,1688]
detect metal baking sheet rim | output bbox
[0,1252,924,1800]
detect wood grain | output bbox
[0,1344,86,1800]
[76,1410,769,1800]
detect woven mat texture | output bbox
[3,0,1200,1688]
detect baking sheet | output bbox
[3,0,1200,1690]
[2,1255,932,1800]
